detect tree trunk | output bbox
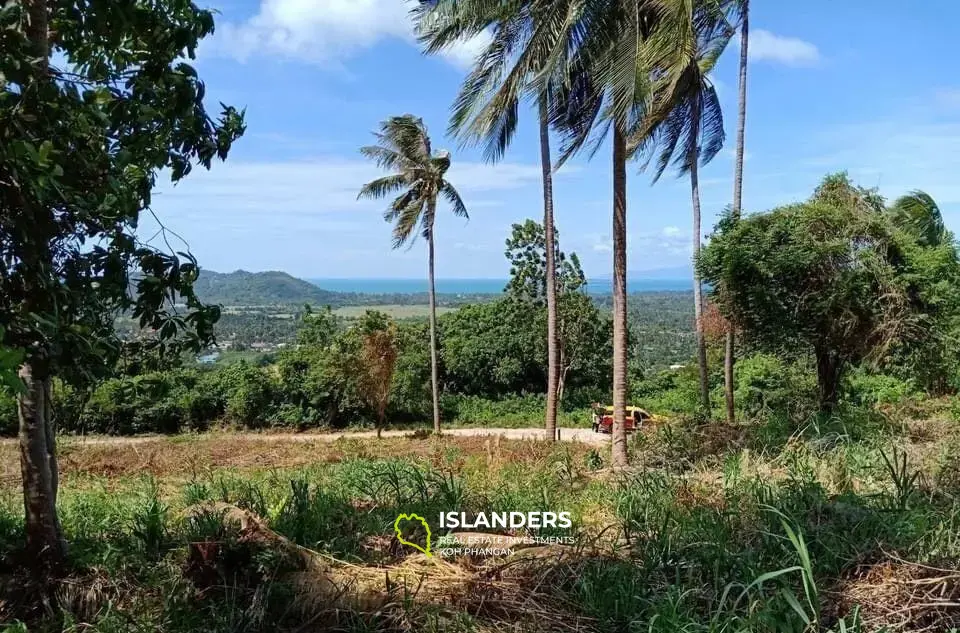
[18,0,65,577]
[611,126,629,469]
[18,364,66,575]
[815,346,842,414]
[540,98,559,442]
[690,106,711,416]
[427,223,441,434]
[724,0,749,425]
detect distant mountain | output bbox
[194,270,344,306]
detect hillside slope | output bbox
[194,270,343,306]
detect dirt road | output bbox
[51,427,610,446]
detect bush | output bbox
[845,370,918,407]
[735,354,817,420]
[0,390,16,436]
[633,366,703,416]
[218,362,276,427]
[445,394,547,426]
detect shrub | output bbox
[735,354,817,420]
[845,369,918,407]
[0,390,16,437]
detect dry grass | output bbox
[188,502,600,633]
[834,558,960,632]
[0,433,594,486]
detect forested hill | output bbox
[194,270,345,306]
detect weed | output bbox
[880,445,921,510]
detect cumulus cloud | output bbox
[212,0,488,69]
[155,157,556,219]
[746,29,820,66]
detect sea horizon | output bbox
[308,277,693,295]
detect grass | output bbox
[2,409,960,632]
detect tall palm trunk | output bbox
[540,98,559,442]
[689,123,711,415]
[427,216,441,434]
[724,0,749,425]
[18,0,66,576]
[611,126,629,469]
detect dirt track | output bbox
[52,427,610,446]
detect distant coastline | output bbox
[308,277,693,295]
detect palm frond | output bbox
[394,197,427,249]
[441,182,469,219]
[359,113,469,251]
[890,191,948,247]
[359,145,409,172]
[358,174,409,201]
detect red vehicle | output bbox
[592,405,651,434]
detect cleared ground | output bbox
[0,429,604,483]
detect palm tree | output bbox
[415,0,568,441]
[540,0,718,467]
[724,0,749,425]
[419,0,720,465]
[890,191,948,247]
[358,115,468,434]
[628,1,733,417]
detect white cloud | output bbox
[154,157,557,221]
[589,235,613,253]
[437,31,494,70]
[212,0,488,69]
[801,118,960,207]
[746,29,820,67]
[662,226,682,237]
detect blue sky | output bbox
[140,0,960,280]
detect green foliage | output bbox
[845,370,917,408]
[192,270,343,306]
[701,174,947,411]
[734,354,818,421]
[441,300,544,397]
[358,115,466,247]
[0,328,24,394]
[504,220,585,301]
[1,0,245,380]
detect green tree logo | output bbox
[394,513,432,557]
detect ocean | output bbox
[309,278,692,295]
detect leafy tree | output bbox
[296,306,339,348]
[354,312,399,438]
[441,300,543,397]
[884,193,960,393]
[701,175,927,412]
[630,1,732,415]
[417,0,569,441]
[505,220,586,300]
[503,220,607,403]
[358,115,467,434]
[1,0,243,572]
